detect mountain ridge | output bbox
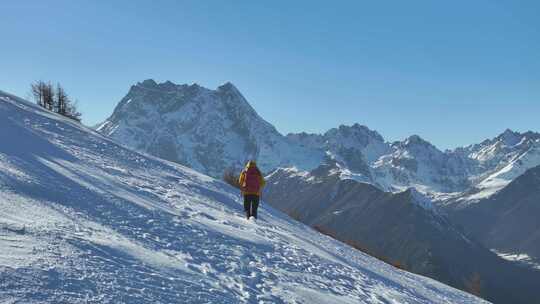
[96,79,540,201]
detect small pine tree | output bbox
[43,82,55,111]
[31,80,46,108]
[31,81,54,110]
[55,83,68,115]
[31,81,82,122]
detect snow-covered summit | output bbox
[450,129,540,203]
[96,80,324,177]
[463,129,540,165]
[290,127,540,199]
[287,123,388,161]
[303,127,524,199]
[0,90,487,303]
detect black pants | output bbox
[244,194,260,219]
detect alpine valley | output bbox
[96,80,540,303]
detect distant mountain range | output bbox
[97,79,540,200]
[96,79,540,303]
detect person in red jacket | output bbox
[238,160,266,220]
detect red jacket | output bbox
[238,164,265,196]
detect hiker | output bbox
[238,160,265,220]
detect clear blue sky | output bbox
[1,1,539,149]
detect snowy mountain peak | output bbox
[97,80,324,177]
[132,79,211,94]
[401,134,437,149]
[317,124,390,173]
[496,128,523,146]
[217,81,239,93]
[497,129,540,148]
[325,123,385,145]
[470,129,540,153]
[390,135,443,162]
[139,78,158,88]
[97,80,540,202]
[523,130,540,141]
[215,81,259,117]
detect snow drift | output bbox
[0,90,486,303]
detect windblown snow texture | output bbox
[0,90,486,303]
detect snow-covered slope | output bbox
[96,80,323,177]
[0,90,486,303]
